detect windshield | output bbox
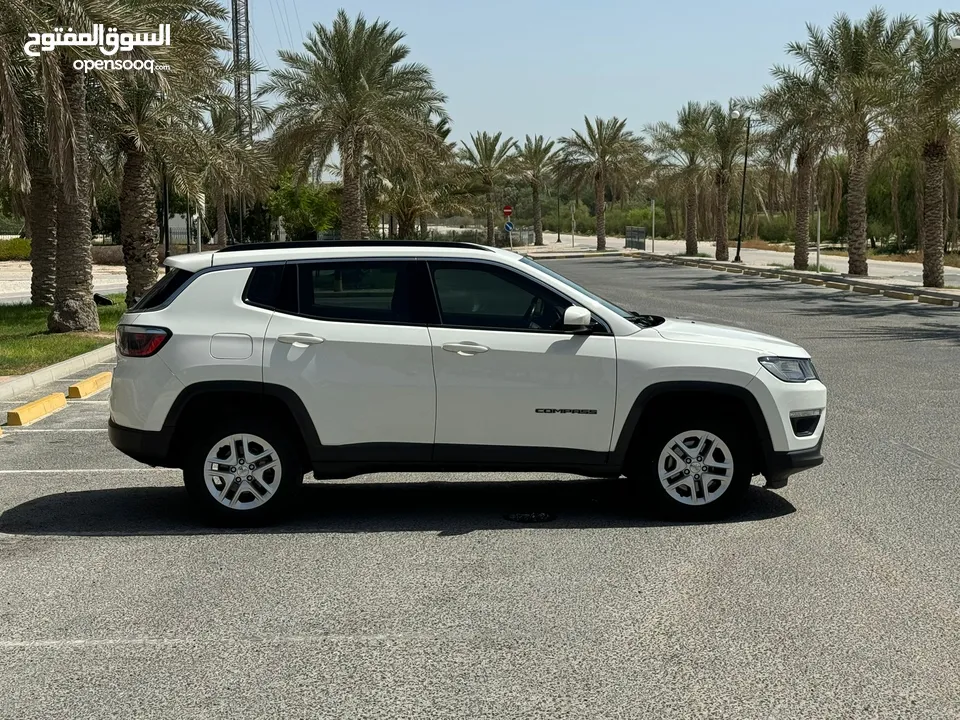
[520,257,634,318]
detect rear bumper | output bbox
[108,419,175,467]
[764,437,824,489]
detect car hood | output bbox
[653,318,808,356]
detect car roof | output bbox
[164,241,519,273]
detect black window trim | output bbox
[277,257,433,327]
[423,257,613,336]
[136,260,290,313]
[129,266,195,313]
[241,261,288,311]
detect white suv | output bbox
[108,241,826,524]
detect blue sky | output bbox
[248,0,947,144]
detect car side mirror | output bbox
[562,306,593,332]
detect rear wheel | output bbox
[183,418,303,525]
[627,414,752,520]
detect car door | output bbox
[426,259,617,464]
[263,258,436,460]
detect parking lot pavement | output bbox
[1,260,958,719]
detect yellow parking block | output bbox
[917,295,955,307]
[67,371,112,399]
[6,393,67,426]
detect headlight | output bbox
[758,356,819,383]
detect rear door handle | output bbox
[442,342,489,356]
[278,334,325,347]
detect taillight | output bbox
[116,325,171,357]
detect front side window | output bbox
[429,262,571,331]
[520,256,633,318]
[296,260,415,323]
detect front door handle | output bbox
[278,334,325,347]
[442,342,489,356]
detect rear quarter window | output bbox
[131,268,194,311]
[243,264,285,309]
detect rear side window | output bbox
[243,264,285,309]
[296,261,415,324]
[131,268,194,311]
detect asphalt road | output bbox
[0,258,958,719]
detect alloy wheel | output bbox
[657,430,734,506]
[203,433,282,510]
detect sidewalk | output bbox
[518,234,960,292]
[0,261,128,305]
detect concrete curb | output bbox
[517,251,641,260]
[631,252,960,308]
[0,343,116,401]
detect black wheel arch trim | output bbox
[112,379,821,483]
[160,380,324,463]
[610,380,777,473]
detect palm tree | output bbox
[787,9,913,276]
[557,116,645,252]
[22,0,196,331]
[706,102,744,261]
[458,131,516,245]
[198,103,274,248]
[514,135,556,246]
[0,0,47,194]
[263,10,447,241]
[22,84,58,306]
[889,13,960,287]
[91,1,232,304]
[648,103,712,256]
[47,54,102,332]
[753,70,829,269]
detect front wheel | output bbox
[183,419,303,526]
[627,417,752,520]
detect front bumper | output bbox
[108,419,175,467]
[764,436,824,489]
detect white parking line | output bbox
[1,399,109,404]
[3,428,107,432]
[0,468,167,474]
[0,633,422,648]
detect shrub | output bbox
[757,215,792,244]
[0,215,24,235]
[0,237,31,261]
[91,244,125,265]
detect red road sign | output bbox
[503,206,513,217]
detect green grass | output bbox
[0,237,31,261]
[0,294,125,376]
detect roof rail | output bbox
[217,240,494,253]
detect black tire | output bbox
[626,413,752,521]
[182,416,304,526]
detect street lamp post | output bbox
[557,188,561,242]
[651,197,656,253]
[161,162,171,272]
[730,110,751,263]
[816,199,821,271]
